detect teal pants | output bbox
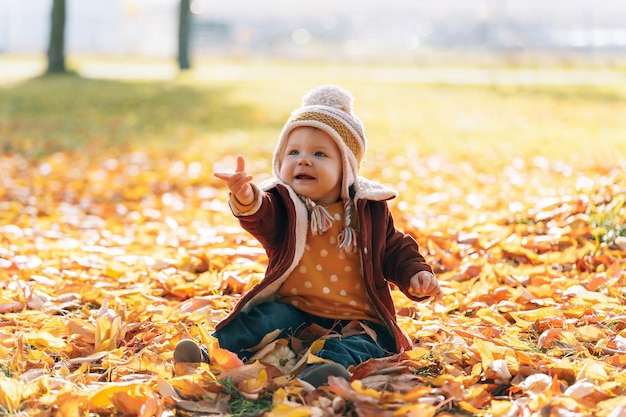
[213,301,396,369]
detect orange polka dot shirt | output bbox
[277,200,381,323]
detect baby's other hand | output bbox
[214,155,255,205]
[409,271,442,300]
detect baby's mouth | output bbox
[295,174,315,180]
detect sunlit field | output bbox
[3,58,626,165]
[1,59,626,415]
[3,59,625,228]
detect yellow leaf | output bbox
[197,324,216,348]
[488,399,514,416]
[309,338,326,355]
[350,380,380,400]
[266,404,314,417]
[24,331,66,350]
[597,396,626,415]
[457,400,483,415]
[392,403,437,417]
[427,372,465,387]
[40,316,71,338]
[397,385,433,402]
[0,377,22,412]
[167,374,216,398]
[577,358,609,383]
[405,347,430,360]
[509,307,563,327]
[574,325,607,343]
[475,307,510,326]
[238,368,268,393]
[472,337,496,366]
[95,316,124,352]
[105,260,128,278]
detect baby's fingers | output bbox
[430,284,443,299]
[235,155,246,173]
[413,273,442,299]
[230,173,253,193]
[214,155,247,179]
[214,171,233,181]
[214,171,251,190]
[423,276,437,290]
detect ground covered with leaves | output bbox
[1,143,625,417]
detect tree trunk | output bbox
[178,0,191,70]
[47,0,66,73]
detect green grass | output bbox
[0,73,259,158]
[590,192,626,246]
[1,60,626,171]
[219,377,274,416]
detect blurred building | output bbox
[1,0,625,63]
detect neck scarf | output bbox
[301,196,357,254]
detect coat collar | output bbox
[259,176,397,203]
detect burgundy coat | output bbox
[214,177,433,353]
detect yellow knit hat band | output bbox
[288,107,365,165]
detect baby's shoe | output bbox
[298,362,349,388]
[174,339,210,364]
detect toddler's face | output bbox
[279,127,343,203]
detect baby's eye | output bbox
[288,150,299,155]
[314,151,326,157]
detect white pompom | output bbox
[302,85,353,115]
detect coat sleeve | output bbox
[235,188,288,251]
[379,204,433,299]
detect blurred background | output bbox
[1,0,625,169]
[2,0,626,75]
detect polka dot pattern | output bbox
[277,200,380,323]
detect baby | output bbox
[175,85,441,387]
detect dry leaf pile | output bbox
[1,150,625,417]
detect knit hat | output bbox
[273,85,367,253]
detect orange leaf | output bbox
[537,328,563,349]
[54,391,90,417]
[398,385,434,402]
[603,354,626,368]
[139,394,164,417]
[211,345,244,370]
[237,367,269,394]
[328,377,379,404]
[90,383,149,410]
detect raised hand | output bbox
[214,155,255,206]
